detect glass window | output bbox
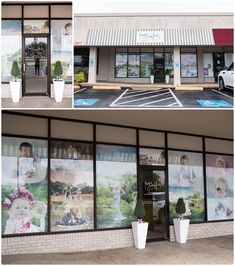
[139,148,165,166]
[206,154,233,221]
[74,47,89,82]
[96,145,137,229]
[165,53,174,77]
[128,53,140,77]
[115,53,127,77]
[51,20,73,82]
[203,53,214,77]
[23,20,49,34]
[224,53,233,69]
[2,137,48,235]
[140,53,153,77]
[181,53,197,77]
[168,150,205,223]
[50,141,94,232]
[1,20,22,82]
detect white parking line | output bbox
[139,96,175,106]
[74,88,88,94]
[109,89,129,106]
[212,89,234,100]
[169,89,183,107]
[121,89,170,99]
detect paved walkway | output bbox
[2,235,233,264]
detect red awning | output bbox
[213,29,234,45]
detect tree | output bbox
[11,61,20,81]
[175,198,186,219]
[134,198,145,221]
[54,61,63,80]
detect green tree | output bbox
[54,61,63,80]
[175,198,186,219]
[11,61,20,81]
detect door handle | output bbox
[23,64,26,72]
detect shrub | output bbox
[11,61,20,81]
[54,61,63,80]
[75,71,85,83]
[134,198,145,222]
[175,198,186,219]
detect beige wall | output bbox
[74,14,233,45]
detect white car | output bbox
[218,63,234,91]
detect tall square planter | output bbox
[131,221,149,249]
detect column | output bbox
[88,47,97,83]
[197,46,204,83]
[173,46,181,86]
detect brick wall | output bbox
[1,84,72,98]
[170,221,233,242]
[2,221,233,255]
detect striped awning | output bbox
[86,28,215,46]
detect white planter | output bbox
[150,75,154,84]
[165,75,170,84]
[131,221,149,249]
[173,219,190,244]
[53,79,65,102]
[9,79,21,103]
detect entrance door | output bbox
[154,53,165,83]
[139,167,168,241]
[23,36,49,96]
[213,53,225,82]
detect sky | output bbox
[74,0,234,14]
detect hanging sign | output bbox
[136,30,164,44]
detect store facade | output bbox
[74,13,233,85]
[2,111,233,254]
[1,2,72,99]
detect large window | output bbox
[206,154,233,221]
[140,53,153,77]
[203,53,214,77]
[1,20,22,82]
[115,53,128,78]
[128,53,140,77]
[2,137,48,235]
[168,150,205,222]
[74,47,89,82]
[96,145,137,229]
[181,53,197,77]
[165,53,174,77]
[50,141,94,232]
[23,20,49,34]
[51,20,72,82]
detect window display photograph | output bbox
[139,148,165,166]
[206,154,233,221]
[168,150,205,222]
[50,141,94,232]
[180,53,197,77]
[96,145,137,229]
[2,137,48,235]
[115,53,128,77]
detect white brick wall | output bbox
[2,221,233,255]
[1,84,72,98]
[170,221,233,242]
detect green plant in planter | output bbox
[175,198,186,219]
[54,61,63,80]
[150,67,154,76]
[11,61,20,82]
[75,71,85,83]
[134,199,145,222]
[165,68,172,76]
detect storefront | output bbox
[2,111,233,254]
[74,13,233,85]
[1,2,72,99]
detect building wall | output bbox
[96,46,233,84]
[1,84,72,99]
[2,221,233,255]
[75,14,233,45]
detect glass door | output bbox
[154,53,165,83]
[139,167,168,241]
[213,52,225,82]
[23,36,49,95]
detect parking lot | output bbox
[74,87,233,108]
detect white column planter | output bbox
[131,221,149,249]
[9,79,21,103]
[150,75,154,84]
[173,219,190,244]
[53,79,65,102]
[165,75,170,84]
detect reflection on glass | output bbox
[1,20,22,82]
[165,53,174,77]
[128,54,140,77]
[23,20,49,34]
[51,20,72,82]
[139,148,165,166]
[168,150,205,222]
[140,53,153,77]
[2,137,48,235]
[96,145,137,229]
[181,53,197,77]
[50,141,94,232]
[206,154,233,221]
[24,37,48,94]
[115,53,128,77]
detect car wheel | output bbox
[219,78,225,91]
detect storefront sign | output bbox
[136,30,164,44]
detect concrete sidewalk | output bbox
[2,235,233,264]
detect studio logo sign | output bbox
[136,30,164,44]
